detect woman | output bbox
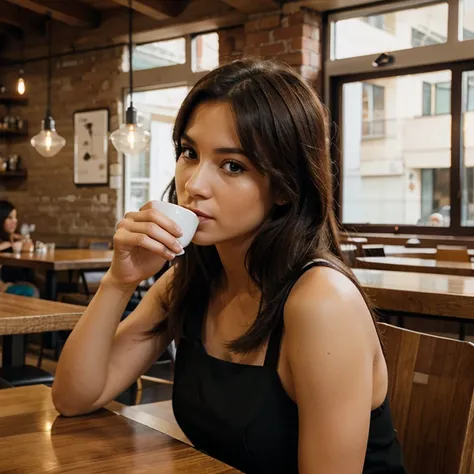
[52,59,405,474]
[0,200,37,297]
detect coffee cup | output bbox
[12,240,23,255]
[151,201,199,256]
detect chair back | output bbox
[379,323,474,474]
[435,245,471,263]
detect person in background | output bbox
[0,200,38,297]
[52,59,406,474]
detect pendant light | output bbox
[31,13,65,157]
[110,0,150,156]
[16,34,26,96]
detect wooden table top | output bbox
[0,249,113,271]
[355,268,474,319]
[372,245,474,260]
[357,256,474,277]
[0,385,238,473]
[0,293,84,335]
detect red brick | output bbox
[277,51,304,67]
[246,31,271,46]
[260,42,286,57]
[290,36,320,52]
[245,13,281,33]
[273,24,314,41]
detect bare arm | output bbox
[52,268,174,416]
[0,241,12,251]
[285,267,377,474]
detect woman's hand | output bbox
[105,202,184,288]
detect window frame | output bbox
[325,0,474,236]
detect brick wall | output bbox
[219,5,322,89]
[0,46,123,246]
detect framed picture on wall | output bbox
[73,108,109,185]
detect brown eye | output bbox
[222,160,245,175]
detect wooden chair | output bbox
[379,323,474,474]
[435,245,471,263]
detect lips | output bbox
[185,207,213,219]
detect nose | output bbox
[184,162,212,200]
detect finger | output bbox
[115,229,176,261]
[125,209,182,238]
[120,221,183,255]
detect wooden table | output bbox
[0,385,239,473]
[354,268,474,320]
[357,256,474,277]
[0,249,113,300]
[0,293,84,366]
[372,245,474,260]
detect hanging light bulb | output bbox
[31,118,66,157]
[17,70,26,95]
[31,13,65,157]
[110,0,150,156]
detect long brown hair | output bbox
[155,58,373,353]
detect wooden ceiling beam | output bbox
[110,0,190,21]
[2,0,101,28]
[0,0,44,34]
[219,0,281,14]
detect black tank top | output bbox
[172,260,406,473]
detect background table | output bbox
[0,249,113,300]
[0,293,84,366]
[357,256,474,277]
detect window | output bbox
[461,0,474,40]
[420,169,450,226]
[131,38,186,71]
[341,71,452,227]
[329,1,474,235]
[362,15,385,30]
[421,82,451,116]
[362,83,385,137]
[422,82,432,116]
[192,32,219,72]
[462,71,474,226]
[332,3,448,60]
[411,28,446,47]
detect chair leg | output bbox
[135,377,143,405]
[37,334,45,368]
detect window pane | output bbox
[462,71,474,226]
[192,32,219,72]
[131,38,186,71]
[341,71,452,226]
[333,3,448,59]
[461,0,474,40]
[435,82,451,114]
[422,82,432,115]
[129,183,150,211]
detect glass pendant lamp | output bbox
[110,0,150,156]
[31,13,65,157]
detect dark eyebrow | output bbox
[181,132,246,156]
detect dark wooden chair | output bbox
[379,322,474,474]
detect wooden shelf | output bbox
[0,170,27,179]
[0,129,28,138]
[0,96,28,107]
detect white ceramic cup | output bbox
[151,201,199,256]
[12,241,23,255]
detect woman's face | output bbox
[4,209,18,235]
[175,102,276,248]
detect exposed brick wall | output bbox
[0,46,123,246]
[219,5,322,89]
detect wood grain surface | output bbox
[0,385,239,473]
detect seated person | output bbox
[0,200,38,297]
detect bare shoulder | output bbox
[284,265,376,346]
